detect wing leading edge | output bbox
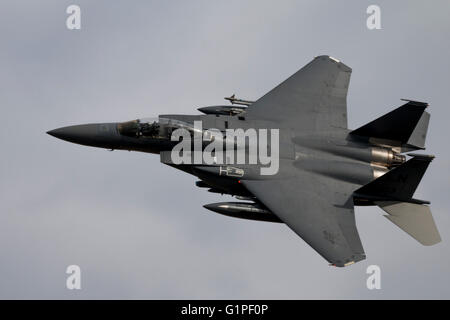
[244,55,352,132]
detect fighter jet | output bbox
[47,55,441,267]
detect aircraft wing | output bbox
[245,55,351,131]
[242,170,366,267]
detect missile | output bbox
[234,195,255,201]
[224,94,254,106]
[203,202,281,223]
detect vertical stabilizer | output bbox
[354,154,434,201]
[351,100,429,151]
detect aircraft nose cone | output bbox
[47,123,121,149]
[47,124,97,141]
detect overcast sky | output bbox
[1,0,450,299]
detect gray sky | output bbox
[1,0,450,299]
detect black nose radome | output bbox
[47,123,121,149]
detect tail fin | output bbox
[354,154,440,245]
[351,99,430,151]
[355,154,434,202]
[376,201,441,245]
[406,110,430,150]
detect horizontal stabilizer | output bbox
[354,154,434,202]
[351,100,428,145]
[376,201,441,245]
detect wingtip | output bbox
[314,55,351,72]
[314,55,340,63]
[400,99,429,107]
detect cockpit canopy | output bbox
[118,117,200,139]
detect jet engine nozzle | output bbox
[371,147,406,168]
